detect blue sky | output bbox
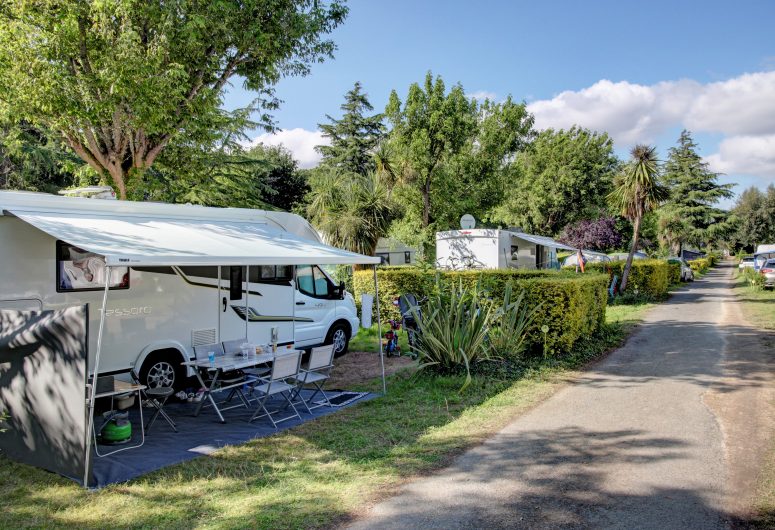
[224,0,775,207]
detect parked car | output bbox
[667,256,694,282]
[760,259,775,288]
[738,256,755,270]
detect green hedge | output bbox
[584,259,670,298]
[667,261,681,285]
[353,268,609,354]
[688,258,711,273]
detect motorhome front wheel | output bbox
[140,351,184,390]
[327,323,350,358]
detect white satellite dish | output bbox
[460,214,476,229]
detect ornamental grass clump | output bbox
[411,282,493,390]
[488,283,542,359]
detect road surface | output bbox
[347,263,775,529]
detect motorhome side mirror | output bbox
[339,281,346,299]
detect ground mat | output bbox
[317,391,369,407]
[90,389,375,488]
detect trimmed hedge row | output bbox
[688,258,712,273]
[584,259,670,298]
[667,262,681,285]
[353,268,609,354]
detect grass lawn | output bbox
[732,271,775,527]
[606,300,658,332]
[0,307,650,529]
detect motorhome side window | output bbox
[296,265,331,298]
[56,241,129,292]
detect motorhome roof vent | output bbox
[192,328,217,347]
[509,227,524,233]
[58,186,116,200]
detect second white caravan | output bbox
[0,191,366,390]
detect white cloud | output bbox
[527,71,775,180]
[706,134,775,177]
[467,90,497,102]
[248,128,328,168]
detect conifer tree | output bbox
[661,130,733,253]
[317,82,385,175]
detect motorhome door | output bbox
[294,265,329,344]
[219,265,249,343]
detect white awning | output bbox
[513,232,577,251]
[9,210,380,266]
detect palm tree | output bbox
[608,145,669,292]
[307,169,398,269]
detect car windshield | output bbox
[743,258,754,262]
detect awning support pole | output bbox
[245,266,249,339]
[83,265,111,488]
[292,266,296,347]
[374,265,386,395]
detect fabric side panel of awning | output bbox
[515,233,577,251]
[10,211,380,266]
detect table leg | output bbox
[192,368,213,417]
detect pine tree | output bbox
[317,82,385,175]
[661,130,733,253]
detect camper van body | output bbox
[0,191,360,389]
[435,229,569,270]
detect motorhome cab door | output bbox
[294,265,334,345]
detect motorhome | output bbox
[435,229,576,270]
[0,191,371,390]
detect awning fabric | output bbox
[10,210,380,266]
[513,232,577,252]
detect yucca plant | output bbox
[411,281,493,390]
[489,283,542,359]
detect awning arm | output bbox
[374,266,386,395]
[83,265,111,487]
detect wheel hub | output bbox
[333,329,347,353]
[147,361,175,388]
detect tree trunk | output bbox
[620,214,642,293]
[422,174,431,228]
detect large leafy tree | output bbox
[660,130,734,253]
[608,145,669,292]
[385,73,533,253]
[490,126,619,235]
[0,0,347,199]
[730,186,775,252]
[317,82,385,175]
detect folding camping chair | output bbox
[249,350,302,428]
[289,344,335,413]
[130,369,177,433]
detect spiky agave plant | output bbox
[488,283,542,359]
[410,281,493,391]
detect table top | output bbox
[94,379,146,399]
[182,349,303,371]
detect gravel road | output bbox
[346,262,775,529]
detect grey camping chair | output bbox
[289,344,335,413]
[249,350,302,428]
[130,369,177,433]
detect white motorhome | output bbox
[435,229,576,270]
[0,191,369,389]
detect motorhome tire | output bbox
[326,322,350,358]
[140,350,184,391]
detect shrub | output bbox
[666,261,681,285]
[489,283,542,360]
[411,281,495,390]
[740,267,764,290]
[353,267,608,354]
[688,258,711,273]
[584,259,669,298]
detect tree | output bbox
[660,130,734,253]
[608,145,669,292]
[558,217,623,252]
[0,1,347,199]
[306,170,398,268]
[489,127,619,235]
[317,82,385,175]
[384,72,477,247]
[247,144,309,212]
[730,186,775,252]
[385,73,533,254]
